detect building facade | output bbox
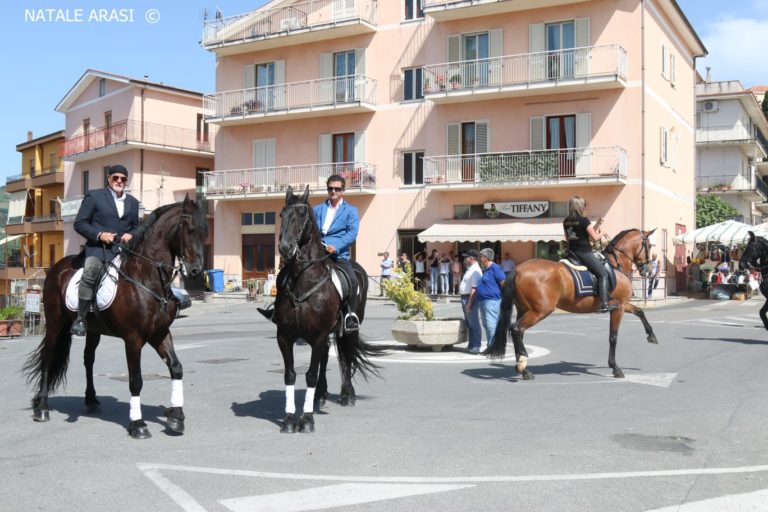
[56,70,215,261]
[202,0,705,293]
[695,80,768,225]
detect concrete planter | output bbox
[0,320,23,338]
[391,317,467,351]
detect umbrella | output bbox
[672,220,768,245]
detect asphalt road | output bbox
[2,297,768,511]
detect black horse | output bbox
[739,231,768,329]
[24,196,207,439]
[272,186,380,433]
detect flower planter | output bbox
[0,320,23,338]
[391,317,467,351]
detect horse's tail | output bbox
[336,331,385,381]
[488,269,516,360]
[23,322,73,396]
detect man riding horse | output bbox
[259,174,361,332]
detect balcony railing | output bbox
[61,119,215,158]
[205,75,377,121]
[202,0,378,49]
[31,214,62,223]
[204,162,377,199]
[696,173,765,194]
[6,174,24,183]
[61,196,83,221]
[422,146,627,186]
[423,45,627,96]
[696,125,760,144]
[6,216,31,226]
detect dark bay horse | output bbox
[489,229,658,380]
[739,231,768,329]
[272,186,380,433]
[24,196,207,439]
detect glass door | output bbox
[546,21,575,80]
[333,132,355,175]
[463,33,490,87]
[334,50,356,103]
[547,115,575,177]
[461,122,476,182]
[255,62,275,111]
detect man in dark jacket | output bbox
[71,164,140,336]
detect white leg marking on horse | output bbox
[129,396,142,421]
[303,387,315,414]
[285,385,295,414]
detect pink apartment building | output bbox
[56,70,215,266]
[202,0,705,294]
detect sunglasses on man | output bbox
[111,175,127,183]
[327,186,344,192]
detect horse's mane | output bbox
[286,192,321,244]
[603,228,638,254]
[126,201,207,258]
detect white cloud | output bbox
[697,16,768,88]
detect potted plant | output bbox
[381,265,467,351]
[436,74,446,91]
[449,74,462,89]
[0,306,24,338]
[246,278,260,301]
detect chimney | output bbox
[705,67,712,82]
[27,131,33,141]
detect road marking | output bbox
[529,373,677,388]
[644,488,768,511]
[347,344,550,364]
[219,483,473,512]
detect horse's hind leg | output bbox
[84,332,102,414]
[151,332,185,434]
[608,308,626,378]
[760,299,768,331]
[337,333,357,407]
[512,310,551,380]
[316,337,330,407]
[277,334,297,433]
[623,303,658,344]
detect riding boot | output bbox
[597,275,618,313]
[70,299,90,336]
[257,302,276,324]
[344,287,360,333]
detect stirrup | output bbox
[597,301,619,313]
[344,312,360,332]
[70,320,87,337]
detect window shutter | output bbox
[489,29,503,85]
[319,134,333,183]
[274,60,286,109]
[529,24,545,81]
[354,131,366,163]
[244,64,256,89]
[355,48,367,100]
[529,116,545,150]
[252,138,276,187]
[447,123,460,155]
[575,113,592,176]
[661,45,669,80]
[447,123,461,182]
[355,48,366,75]
[320,53,333,103]
[574,18,590,77]
[476,121,489,154]
[448,35,461,63]
[659,126,668,164]
[670,53,676,85]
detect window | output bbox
[403,151,424,185]
[82,170,90,195]
[403,68,423,101]
[83,118,90,152]
[333,132,355,167]
[241,211,276,226]
[99,78,106,97]
[660,126,669,165]
[241,212,253,226]
[196,114,209,149]
[536,241,564,261]
[546,21,575,79]
[404,0,424,21]
[453,205,485,219]
[49,152,57,171]
[104,111,112,145]
[103,166,110,187]
[29,157,35,175]
[462,32,490,86]
[661,44,669,80]
[334,50,356,102]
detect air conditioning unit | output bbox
[702,100,718,113]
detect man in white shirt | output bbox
[379,251,394,296]
[459,249,483,354]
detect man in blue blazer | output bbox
[313,174,360,331]
[71,164,140,336]
[258,174,361,331]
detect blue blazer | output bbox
[74,188,140,260]
[313,200,359,261]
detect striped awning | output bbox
[672,220,768,245]
[418,219,565,243]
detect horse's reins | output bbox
[604,229,651,278]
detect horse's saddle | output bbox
[65,255,122,312]
[330,263,359,302]
[559,252,617,298]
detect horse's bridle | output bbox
[280,203,331,265]
[605,230,651,276]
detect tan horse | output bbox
[488,229,658,380]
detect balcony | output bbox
[5,174,31,193]
[4,217,32,236]
[61,119,215,162]
[202,0,378,55]
[204,162,377,200]
[30,167,65,188]
[423,0,590,21]
[60,196,83,222]
[421,146,627,189]
[696,173,767,202]
[30,214,64,233]
[423,45,627,104]
[205,75,377,125]
[696,125,768,158]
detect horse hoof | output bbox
[33,409,50,422]
[316,393,327,407]
[516,356,529,373]
[339,396,356,407]
[165,407,185,435]
[613,369,625,378]
[85,397,101,415]
[127,420,152,439]
[522,370,535,381]
[298,413,315,433]
[280,414,297,433]
[647,335,658,344]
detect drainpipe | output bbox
[140,86,146,204]
[640,0,646,233]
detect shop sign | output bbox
[484,201,549,219]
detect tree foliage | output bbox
[696,194,739,228]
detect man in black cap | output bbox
[71,164,140,336]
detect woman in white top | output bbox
[413,252,427,291]
[439,253,451,295]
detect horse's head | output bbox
[606,228,654,276]
[175,194,207,278]
[278,185,314,262]
[739,231,765,272]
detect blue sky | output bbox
[1,0,765,182]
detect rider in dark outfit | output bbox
[563,195,617,313]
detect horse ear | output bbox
[645,228,657,237]
[301,185,310,204]
[749,231,756,242]
[285,186,294,203]
[182,192,193,211]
